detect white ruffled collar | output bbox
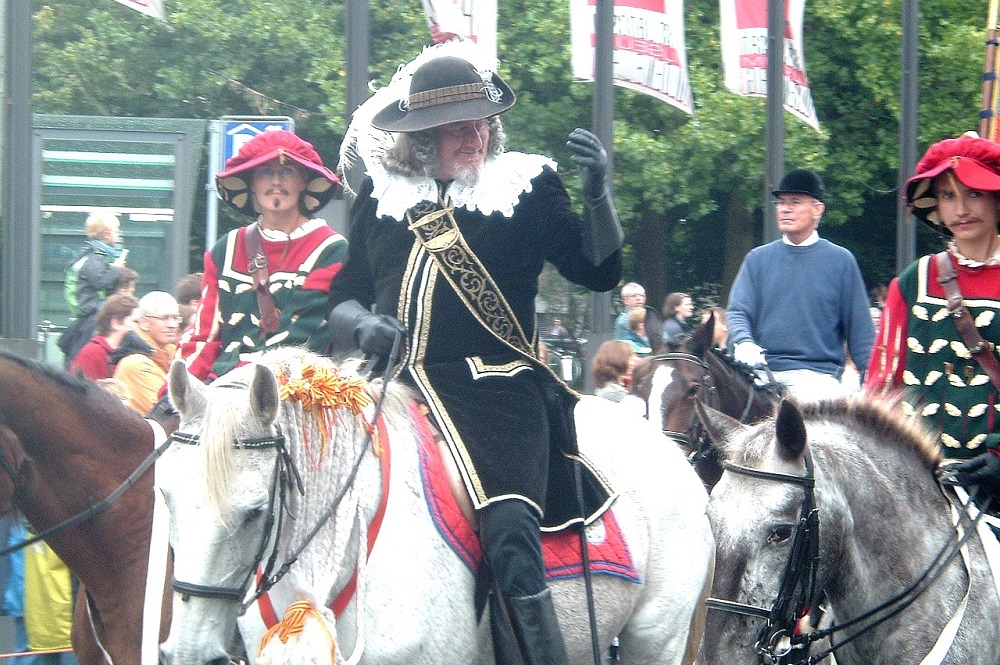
[370,151,556,221]
[257,218,327,241]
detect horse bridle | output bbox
[649,352,760,465]
[706,453,989,665]
[168,425,300,605]
[170,334,402,612]
[705,452,821,665]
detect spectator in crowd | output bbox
[68,293,145,380]
[178,130,346,382]
[591,340,645,418]
[174,272,203,332]
[326,45,622,664]
[58,212,128,366]
[727,168,875,401]
[613,282,646,340]
[113,291,180,415]
[622,307,652,356]
[660,292,694,343]
[865,134,1000,499]
[112,267,139,297]
[548,317,571,340]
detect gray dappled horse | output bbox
[698,398,1000,665]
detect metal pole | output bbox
[345,0,370,118]
[1,0,35,340]
[763,0,784,244]
[897,0,918,273]
[590,0,614,335]
[206,119,221,250]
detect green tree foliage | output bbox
[32,0,992,314]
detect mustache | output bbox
[265,187,290,197]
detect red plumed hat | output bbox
[906,133,1000,236]
[216,130,340,216]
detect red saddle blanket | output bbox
[414,407,640,584]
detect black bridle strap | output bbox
[0,421,175,558]
[244,331,402,610]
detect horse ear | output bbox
[688,315,714,357]
[695,400,747,454]
[774,399,807,461]
[248,365,281,426]
[167,360,207,418]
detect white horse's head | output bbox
[159,359,284,665]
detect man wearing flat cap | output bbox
[179,129,347,381]
[328,43,624,664]
[726,167,875,401]
[866,133,1000,502]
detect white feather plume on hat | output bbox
[338,39,501,201]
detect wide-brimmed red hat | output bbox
[371,55,515,133]
[906,133,1000,236]
[216,130,340,216]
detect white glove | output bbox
[734,341,767,367]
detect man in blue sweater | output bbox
[726,169,875,401]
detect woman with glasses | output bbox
[112,291,182,415]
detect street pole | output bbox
[897,0,918,273]
[763,0,784,244]
[591,0,614,335]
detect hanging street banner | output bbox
[570,0,694,115]
[720,0,819,130]
[422,0,498,62]
[111,0,166,22]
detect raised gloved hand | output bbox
[568,128,622,265]
[950,452,1000,497]
[733,341,768,367]
[328,300,407,372]
[567,128,608,202]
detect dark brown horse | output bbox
[630,314,781,487]
[0,351,177,665]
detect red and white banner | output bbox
[422,0,498,62]
[719,0,819,130]
[570,0,694,115]
[111,0,166,21]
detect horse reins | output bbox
[0,422,175,558]
[706,454,989,665]
[169,333,403,612]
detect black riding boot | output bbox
[491,588,569,665]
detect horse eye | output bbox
[242,506,265,527]
[768,525,793,543]
[686,384,700,398]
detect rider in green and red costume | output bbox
[866,133,1000,501]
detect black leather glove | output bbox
[567,128,623,265]
[951,452,1000,497]
[328,300,407,371]
[567,128,608,202]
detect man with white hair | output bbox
[113,291,180,415]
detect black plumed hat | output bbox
[371,56,515,133]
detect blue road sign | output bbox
[219,116,294,170]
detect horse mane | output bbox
[199,348,420,522]
[744,397,943,471]
[0,350,136,426]
[704,347,786,401]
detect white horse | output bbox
[157,348,714,665]
[697,398,1000,665]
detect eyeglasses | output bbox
[145,314,183,324]
[253,165,300,179]
[772,197,815,208]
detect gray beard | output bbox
[451,163,481,187]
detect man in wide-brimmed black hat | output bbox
[328,43,624,665]
[726,167,875,401]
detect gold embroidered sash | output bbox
[406,200,533,356]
